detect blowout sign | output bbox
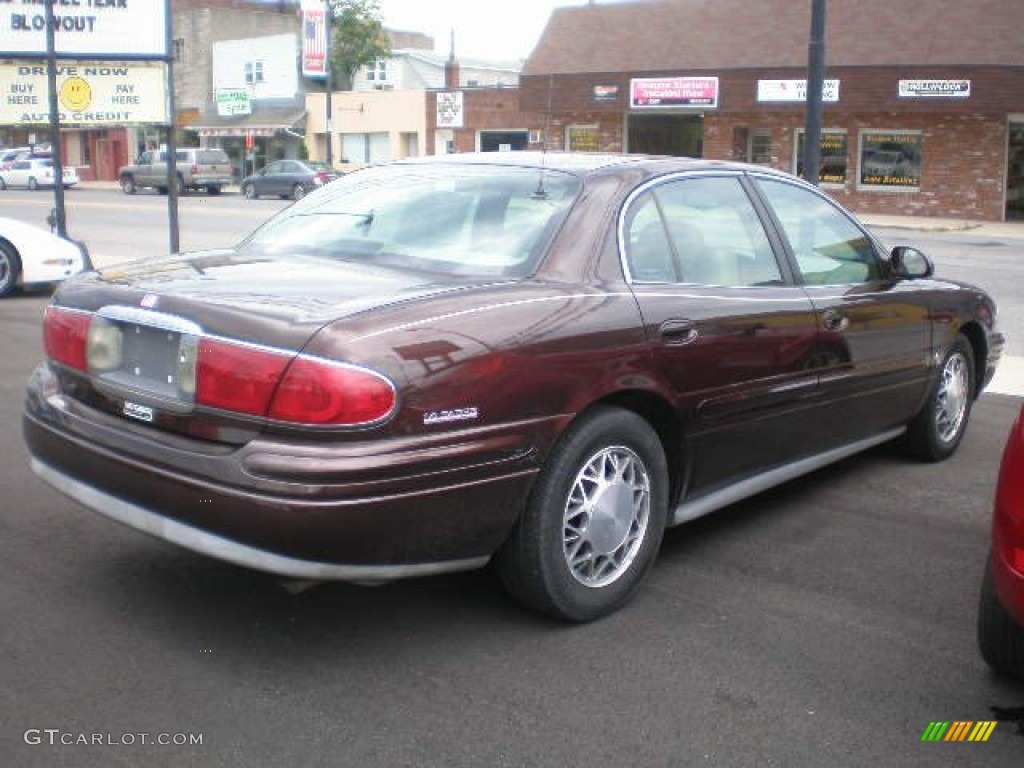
[0,0,167,57]
[0,62,167,124]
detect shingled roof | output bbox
[523,0,1024,75]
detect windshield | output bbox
[237,163,582,278]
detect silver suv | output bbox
[119,147,232,195]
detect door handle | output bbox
[659,319,698,346]
[822,309,849,333]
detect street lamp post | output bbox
[325,0,333,166]
[804,0,827,187]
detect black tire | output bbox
[175,175,185,195]
[242,183,256,200]
[904,334,975,461]
[27,177,38,191]
[494,406,669,622]
[978,556,1024,681]
[292,183,306,200]
[157,186,168,195]
[120,175,136,195]
[0,176,7,190]
[0,241,22,297]
[207,185,222,195]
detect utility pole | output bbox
[803,0,827,187]
[43,0,67,239]
[325,0,333,166]
[165,0,180,254]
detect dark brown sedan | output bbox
[23,153,1004,621]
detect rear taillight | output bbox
[191,164,199,174]
[196,338,291,417]
[43,306,90,372]
[315,172,329,185]
[268,357,396,425]
[994,407,1024,573]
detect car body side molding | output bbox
[671,427,906,526]
[31,458,491,582]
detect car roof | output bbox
[388,151,793,181]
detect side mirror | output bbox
[890,245,934,279]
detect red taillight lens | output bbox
[315,172,329,183]
[268,357,396,425]
[191,164,199,174]
[43,306,90,372]
[196,339,291,416]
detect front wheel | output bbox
[242,183,256,200]
[904,335,975,461]
[292,183,306,200]
[495,406,668,622]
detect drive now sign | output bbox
[216,88,251,117]
[0,0,167,57]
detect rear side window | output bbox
[624,176,783,286]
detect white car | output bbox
[0,157,78,190]
[0,217,89,297]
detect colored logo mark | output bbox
[921,721,997,742]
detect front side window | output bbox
[756,177,881,285]
[365,60,387,82]
[238,164,582,278]
[858,131,922,190]
[624,176,783,287]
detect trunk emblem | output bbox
[140,294,159,308]
[123,401,155,423]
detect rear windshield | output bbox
[237,163,582,278]
[196,150,229,164]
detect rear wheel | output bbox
[978,556,1024,681]
[207,185,222,195]
[27,177,38,191]
[495,406,668,622]
[904,334,974,461]
[242,182,256,200]
[0,176,6,190]
[292,183,306,200]
[120,175,136,194]
[0,241,22,297]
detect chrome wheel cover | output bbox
[562,445,651,588]
[935,351,969,444]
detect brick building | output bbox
[510,0,1024,222]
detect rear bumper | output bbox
[24,364,543,579]
[991,534,1024,628]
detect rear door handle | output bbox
[659,319,698,346]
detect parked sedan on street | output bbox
[0,217,89,297]
[0,157,78,190]
[978,404,1024,681]
[23,153,1004,621]
[240,159,340,200]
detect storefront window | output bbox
[566,124,600,152]
[794,130,847,185]
[858,131,922,190]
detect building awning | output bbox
[188,101,306,138]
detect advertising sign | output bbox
[0,0,167,57]
[216,88,251,117]
[0,62,167,125]
[436,91,463,129]
[630,77,719,108]
[898,80,970,99]
[301,0,328,79]
[591,84,620,103]
[758,79,840,103]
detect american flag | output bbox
[302,8,327,79]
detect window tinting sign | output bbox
[758,79,840,103]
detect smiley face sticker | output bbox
[59,76,93,113]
